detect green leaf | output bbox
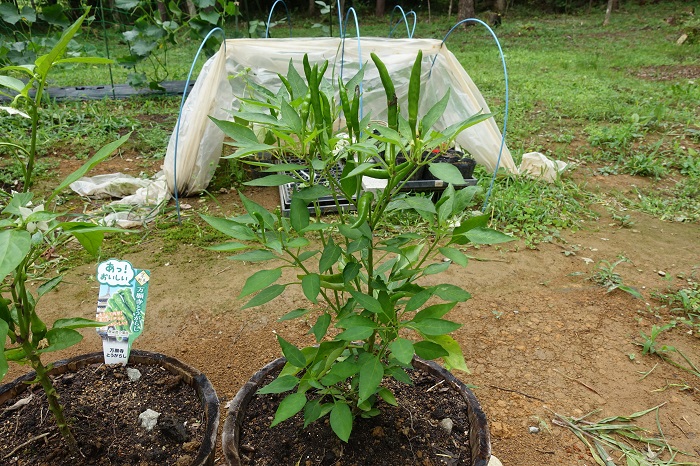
[421,91,450,133]
[616,284,644,300]
[257,375,299,394]
[389,338,414,365]
[452,213,489,235]
[427,163,465,185]
[404,288,433,312]
[290,195,310,233]
[115,0,140,9]
[0,298,13,330]
[349,291,383,314]
[310,313,331,342]
[0,230,31,281]
[280,99,303,135]
[410,318,462,336]
[295,185,332,202]
[330,402,352,442]
[277,335,307,368]
[0,4,22,25]
[52,318,103,330]
[413,340,449,359]
[304,400,332,427]
[38,328,82,353]
[199,9,220,24]
[63,224,104,256]
[414,302,456,322]
[240,269,282,298]
[342,261,361,283]
[230,250,278,262]
[387,366,412,384]
[0,75,25,93]
[318,239,341,273]
[461,227,514,245]
[301,273,320,303]
[49,132,132,202]
[38,4,69,27]
[54,57,114,66]
[244,174,297,186]
[336,326,375,341]
[434,284,471,302]
[203,242,248,252]
[358,355,384,404]
[241,284,286,309]
[438,246,468,266]
[427,335,469,373]
[278,308,310,322]
[424,261,451,275]
[270,392,306,427]
[240,192,277,229]
[210,117,259,144]
[378,387,398,406]
[200,214,256,241]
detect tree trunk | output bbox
[603,0,614,25]
[494,0,506,14]
[375,0,385,17]
[157,0,168,21]
[186,0,197,19]
[307,0,315,17]
[458,0,475,27]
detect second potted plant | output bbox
[206,50,512,465]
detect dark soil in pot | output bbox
[223,358,490,466]
[0,351,219,466]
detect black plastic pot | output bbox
[422,149,476,181]
[395,154,426,181]
[222,356,491,466]
[0,350,220,466]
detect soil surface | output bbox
[0,361,204,465]
[3,155,700,466]
[238,362,478,465]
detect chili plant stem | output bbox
[21,340,80,454]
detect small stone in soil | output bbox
[439,417,454,435]
[126,367,142,381]
[139,408,161,431]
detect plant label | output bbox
[95,259,150,364]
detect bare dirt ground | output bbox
[5,161,700,465]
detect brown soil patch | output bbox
[635,65,700,81]
[3,155,700,465]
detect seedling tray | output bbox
[277,157,354,216]
[399,178,478,192]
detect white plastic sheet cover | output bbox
[165,37,521,196]
[70,172,170,228]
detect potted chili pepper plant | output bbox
[205,50,513,465]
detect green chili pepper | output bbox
[351,192,373,228]
[408,50,423,139]
[371,53,398,131]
